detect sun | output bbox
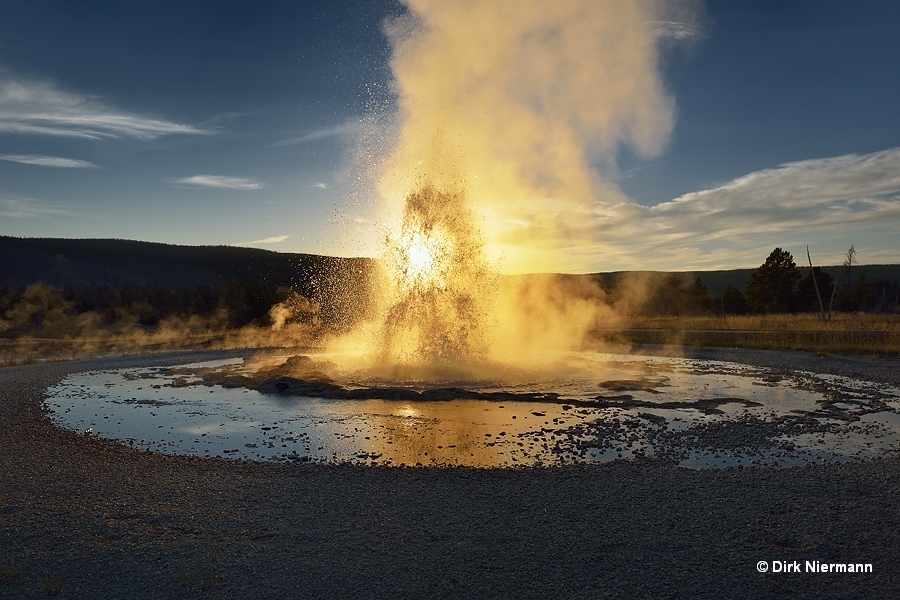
[394,227,451,289]
[405,231,436,279]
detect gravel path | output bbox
[1,348,898,599]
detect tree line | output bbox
[735,247,897,316]
[2,247,898,337]
[0,278,300,337]
[593,246,898,318]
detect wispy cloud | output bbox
[0,195,76,218]
[231,235,289,246]
[0,70,211,140]
[493,147,900,273]
[0,154,97,168]
[584,147,900,270]
[652,21,701,42]
[648,147,900,235]
[271,121,360,147]
[199,110,256,127]
[173,175,264,190]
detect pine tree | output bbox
[746,248,801,313]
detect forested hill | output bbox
[0,236,374,295]
[2,237,899,330]
[3,236,899,296]
[593,265,900,298]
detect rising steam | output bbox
[378,0,693,272]
[334,0,697,372]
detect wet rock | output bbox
[219,375,255,389]
[599,379,665,394]
[638,412,667,425]
[256,377,348,397]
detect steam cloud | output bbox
[331,0,700,372]
[379,0,696,274]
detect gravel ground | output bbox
[1,347,899,599]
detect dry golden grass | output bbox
[0,322,318,367]
[598,313,900,356]
[3,313,899,366]
[630,312,900,332]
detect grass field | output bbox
[0,324,312,367]
[2,313,899,367]
[597,313,900,356]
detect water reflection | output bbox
[43,352,900,468]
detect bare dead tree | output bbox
[807,245,829,322]
[840,245,857,304]
[875,287,900,313]
[827,263,841,319]
[844,245,857,282]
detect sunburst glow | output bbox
[371,185,493,368]
[400,231,442,284]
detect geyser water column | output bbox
[378,183,495,368]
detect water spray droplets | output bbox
[378,184,495,369]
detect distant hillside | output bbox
[593,265,900,297]
[2,236,898,298]
[0,236,373,293]
[0,236,382,325]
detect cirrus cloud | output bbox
[497,146,900,273]
[0,70,211,140]
[652,21,701,42]
[576,147,900,271]
[0,154,97,168]
[230,235,289,246]
[173,175,264,190]
[646,147,900,240]
[271,121,360,147]
[0,194,76,219]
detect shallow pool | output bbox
[44,352,900,468]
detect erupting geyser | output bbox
[379,183,495,368]
[330,0,701,373]
[343,175,616,376]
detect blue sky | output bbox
[1,0,899,272]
